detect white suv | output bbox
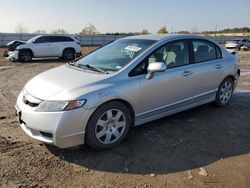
[7,35,81,62]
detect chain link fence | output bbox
[0,33,126,47]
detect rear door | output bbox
[47,36,63,56]
[191,40,225,101]
[49,36,76,56]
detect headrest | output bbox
[170,44,181,54]
[197,45,209,53]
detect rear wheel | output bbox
[19,50,32,62]
[86,101,131,150]
[214,77,234,107]
[63,48,75,60]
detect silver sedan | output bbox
[15,34,240,149]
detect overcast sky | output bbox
[0,0,250,34]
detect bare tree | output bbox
[51,28,68,34]
[33,30,47,34]
[15,23,28,33]
[79,23,99,35]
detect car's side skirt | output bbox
[134,90,217,126]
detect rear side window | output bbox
[62,37,74,42]
[192,40,221,63]
[216,46,222,59]
[48,36,59,42]
[48,36,74,42]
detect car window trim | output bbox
[129,39,191,77]
[215,46,222,59]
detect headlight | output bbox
[35,99,87,112]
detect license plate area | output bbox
[15,105,25,124]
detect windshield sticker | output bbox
[115,66,122,69]
[125,46,142,52]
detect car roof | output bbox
[124,34,214,42]
[36,34,76,38]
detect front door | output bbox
[33,36,55,57]
[135,40,195,121]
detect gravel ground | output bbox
[0,51,250,188]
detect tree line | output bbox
[14,23,250,35]
[202,27,250,34]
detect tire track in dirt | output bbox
[0,136,28,154]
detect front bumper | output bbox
[15,91,95,148]
[234,69,240,89]
[7,50,19,61]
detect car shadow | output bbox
[46,91,250,174]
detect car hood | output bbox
[7,40,26,46]
[24,65,111,100]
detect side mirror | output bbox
[146,62,167,80]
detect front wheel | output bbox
[19,50,32,62]
[214,77,234,107]
[86,101,132,150]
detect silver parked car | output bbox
[225,39,250,50]
[15,34,240,149]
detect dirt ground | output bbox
[0,50,250,188]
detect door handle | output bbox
[181,70,193,76]
[215,64,223,69]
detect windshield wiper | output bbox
[77,64,109,74]
[68,60,109,74]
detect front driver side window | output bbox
[129,40,189,76]
[35,36,49,43]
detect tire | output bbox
[62,48,75,60]
[214,77,234,107]
[19,50,32,62]
[86,101,132,150]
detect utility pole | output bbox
[215,24,218,37]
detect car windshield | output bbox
[75,39,156,72]
[26,36,41,43]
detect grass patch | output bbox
[0,48,6,58]
[238,51,250,65]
